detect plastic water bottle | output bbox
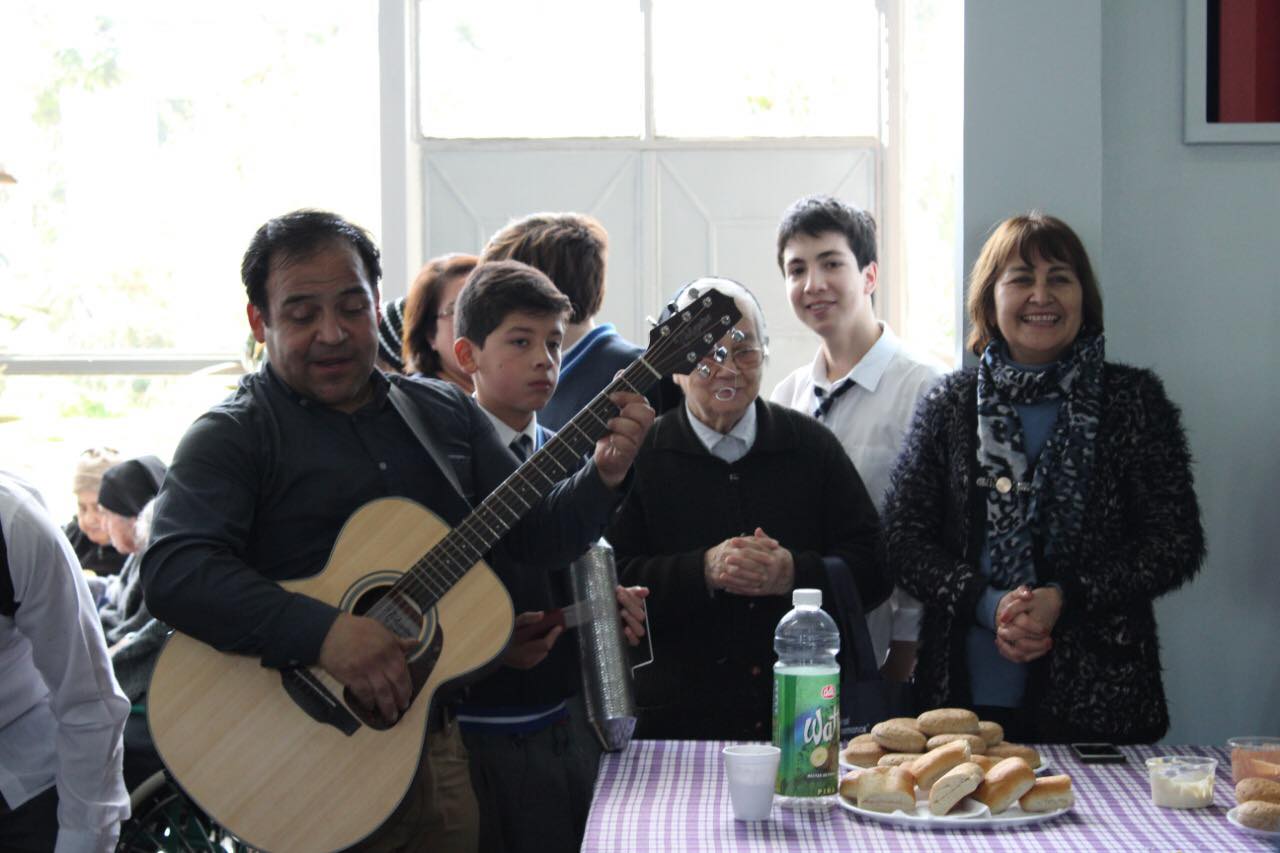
[772,588,841,810]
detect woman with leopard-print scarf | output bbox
[883,213,1204,743]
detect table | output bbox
[582,740,1275,852]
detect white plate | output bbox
[840,760,1054,777]
[1226,806,1280,838]
[838,792,1071,830]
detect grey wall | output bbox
[965,0,1280,744]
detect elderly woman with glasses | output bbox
[606,277,889,740]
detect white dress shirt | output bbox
[476,405,542,453]
[684,400,758,464]
[771,323,946,665]
[0,473,131,853]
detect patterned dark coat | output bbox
[884,363,1204,742]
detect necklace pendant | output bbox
[995,476,1014,495]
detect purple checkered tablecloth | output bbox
[582,740,1275,852]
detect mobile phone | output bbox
[1071,742,1127,764]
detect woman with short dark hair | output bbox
[885,212,1204,743]
[401,253,479,391]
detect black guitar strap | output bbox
[387,383,466,500]
[0,523,16,618]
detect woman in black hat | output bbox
[94,455,169,791]
[96,455,166,642]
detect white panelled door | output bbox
[422,142,876,390]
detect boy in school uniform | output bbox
[480,212,666,429]
[770,195,946,682]
[450,259,647,853]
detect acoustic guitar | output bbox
[146,289,742,852]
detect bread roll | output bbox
[839,767,875,800]
[987,741,1042,769]
[872,720,927,753]
[1236,800,1280,832]
[974,757,1036,815]
[927,733,988,755]
[841,739,886,768]
[878,752,922,768]
[1252,758,1280,778]
[1019,775,1074,813]
[969,754,998,773]
[928,762,984,815]
[977,720,1004,747]
[917,708,980,736]
[909,740,972,792]
[1238,777,1280,806]
[849,732,878,745]
[857,766,917,813]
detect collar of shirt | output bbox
[684,398,757,463]
[476,403,539,451]
[263,362,390,412]
[811,321,901,395]
[560,322,618,374]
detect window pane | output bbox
[652,0,881,138]
[417,0,643,138]
[900,0,963,364]
[0,1,380,356]
[0,373,241,524]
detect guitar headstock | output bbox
[644,289,744,377]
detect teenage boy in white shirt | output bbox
[770,194,946,682]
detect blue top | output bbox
[542,324,645,432]
[968,395,1062,708]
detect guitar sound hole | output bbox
[342,583,439,731]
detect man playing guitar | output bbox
[141,210,654,852]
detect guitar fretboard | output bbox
[365,290,738,632]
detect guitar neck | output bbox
[385,357,662,613]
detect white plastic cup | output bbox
[723,744,781,821]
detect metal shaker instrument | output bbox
[567,538,653,751]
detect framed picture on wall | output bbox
[1184,0,1280,143]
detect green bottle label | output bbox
[772,668,839,797]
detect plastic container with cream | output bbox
[1146,756,1217,809]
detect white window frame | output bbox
[383,0,907,330]
[0,0,909,376]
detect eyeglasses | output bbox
[695,345,765,378]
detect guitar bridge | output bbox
[280,668,360,736]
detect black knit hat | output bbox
[97,455,167,517]
[377,297,406,372]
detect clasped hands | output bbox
[994,585,1063,664]
[705,527,794,597]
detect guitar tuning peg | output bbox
[730,328,746,344]
[712,346,728,364]
[645,315,658,328]
[696,363,712,379]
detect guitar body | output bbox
[147,497,514,853]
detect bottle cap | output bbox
[793,588,821,608]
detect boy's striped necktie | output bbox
[813,378,857,421]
